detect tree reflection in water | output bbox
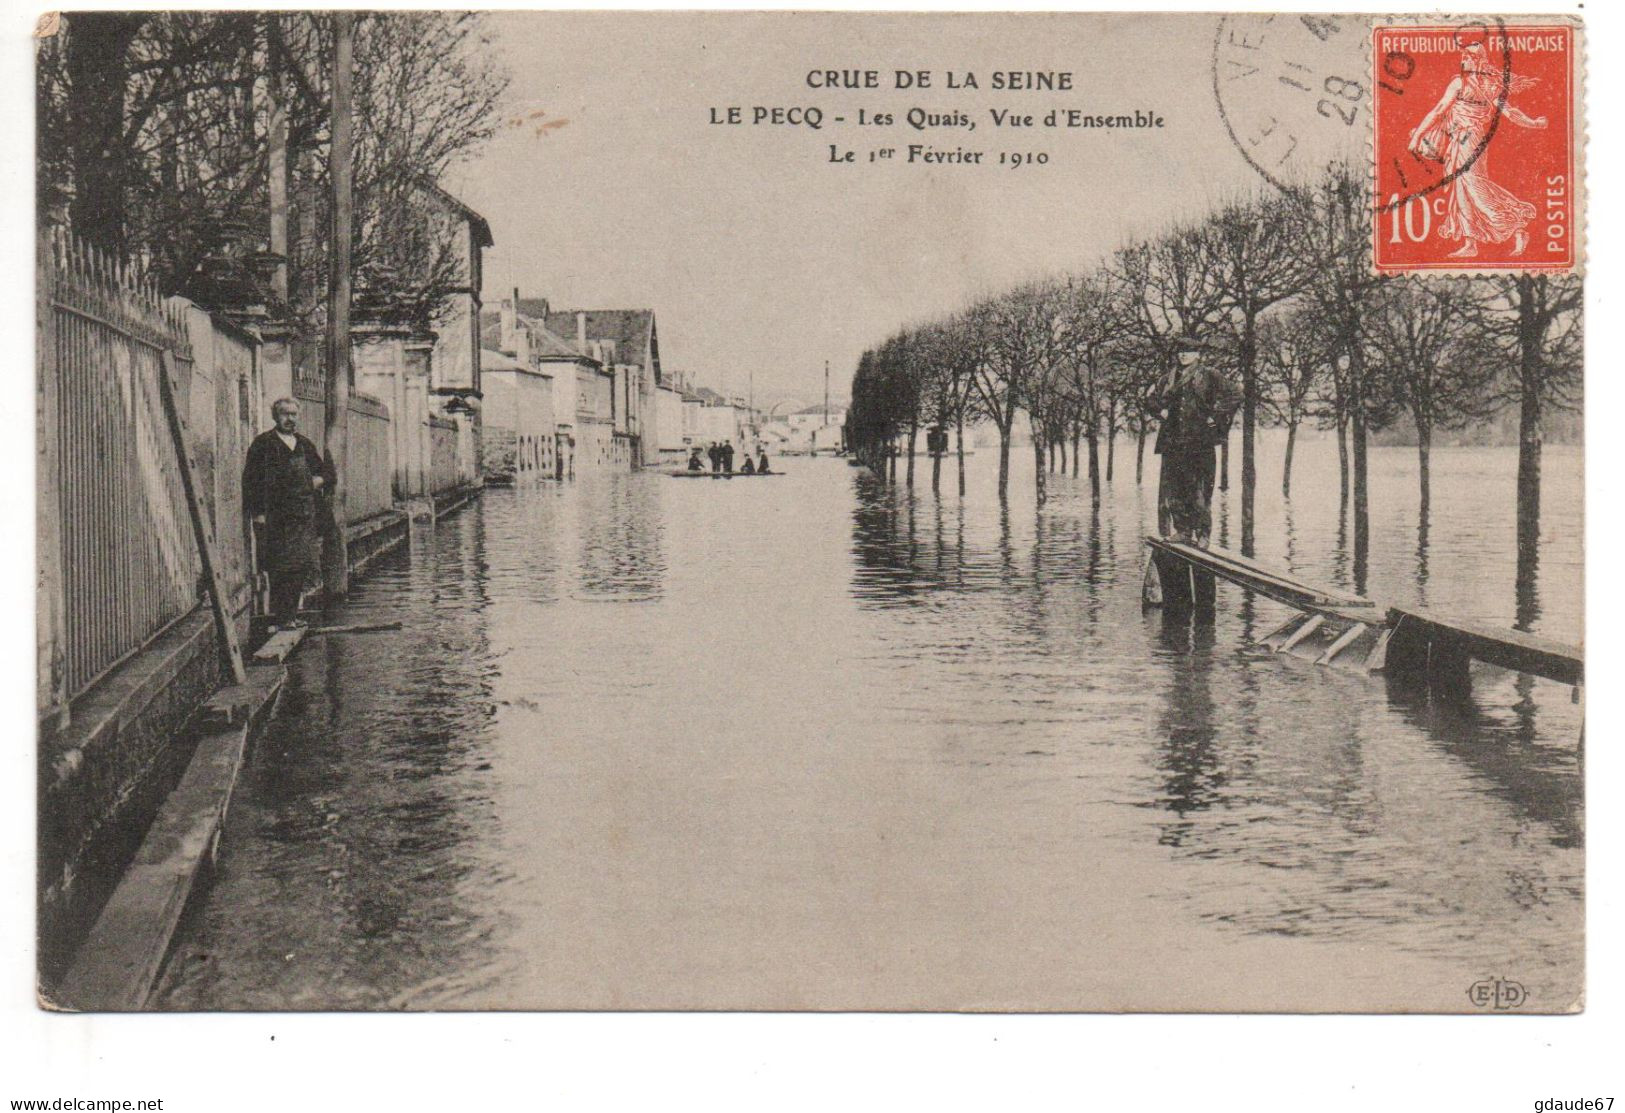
[1152,615,1226,847]
[153,448,1581,1010]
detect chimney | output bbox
[576,310,588,351]
[500,287,519,353]
[515,317,532,367]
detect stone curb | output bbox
[49,662,287,1012]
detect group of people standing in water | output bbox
[689,442,771,475]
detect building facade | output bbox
[535,303,661,468]
[479,348,556,483]
[482,293,627,478]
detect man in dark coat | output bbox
[708,442,722,473]
[721,441,735,474]
[1150,341,1240,548]
[243,398,335,627]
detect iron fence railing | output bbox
[41,228,200,711]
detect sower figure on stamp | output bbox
[1150,339,1240,549]
[243,398,335,629]
[1407,34,1547,259]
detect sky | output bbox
[443,12,1366,405]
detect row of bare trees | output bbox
[846,163,1580,567]
[37,11,509,332]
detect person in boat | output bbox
[740,453,756,475]
[722,442,735,474]
[1149,337,1239,549]
[687,447,705,472]
[756,449,771,474]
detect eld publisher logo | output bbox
[1467,977,1527,1009]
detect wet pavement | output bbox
[155,437,1583,1011]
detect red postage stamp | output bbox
[1372,20,1578,272]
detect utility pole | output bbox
[323,10,354,597]
[262,15,288,303]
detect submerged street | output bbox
[156,441,1583,1012]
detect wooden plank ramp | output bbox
[1145,536,1377,621]
[1143,537,1583,689]
[1386,606,1583,687]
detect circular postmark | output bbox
[1211,13,1375,193]
[1212,14,1518,214]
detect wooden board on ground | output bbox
[305,621,403,636]
[251,626,306,665]
[158,350,247,686]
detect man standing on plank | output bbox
[1150,339,1239,549]
[243,398,335,629]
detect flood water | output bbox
[156,434,1583,1012]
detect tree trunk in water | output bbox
[1282,420,1298,498]
[1032,436,1048,507]
[1516,288,1543,582]
[931,440,942,492]
[1135,426,1146,485]
[1087,427,1101,502]
[1349,347,1370,593]
[997,424,1012,499]
[906,424,917,486]
[65,14,147,255]
[1416,416,1432,518]
[1239,313,1258,556]
[956,409,966,496]
[1219,438,1230,491]
[1071,425,1081,478]
[1350,349,1370,551]
[1336,412,1350,507]
[1106,400,1118,483]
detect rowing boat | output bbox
[666,471,784,479]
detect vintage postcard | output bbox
[35,10,1584,1014]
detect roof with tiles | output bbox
[478,307,598,363]
[481,348,551,375]
[518,302,661,385]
